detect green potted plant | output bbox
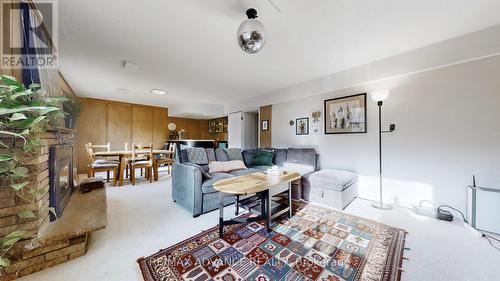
[62,97,82,129]
[0,75,66,267]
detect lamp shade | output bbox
[371,90,390,102]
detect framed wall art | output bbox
[261,120,269,131]
[296,117,309,135]
[311,109,322,135]
[324,93,367,134]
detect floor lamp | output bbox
[371,90,395,210]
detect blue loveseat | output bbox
[172,147,318,217]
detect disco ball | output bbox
[237,8,266,54]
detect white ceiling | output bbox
[58,0,500,115]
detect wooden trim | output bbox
[259,105,272,147]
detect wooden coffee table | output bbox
[213,171,301,237]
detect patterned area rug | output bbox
[138,202,407,281]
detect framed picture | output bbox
[296,117,309,135]
[311,109,321,125]
[324,93,367,134]
[261,120,269,131]
[311,109,322,135]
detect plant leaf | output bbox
[0,106,56,115]
[17,210,35,219]
[48,207,56,217]
[0,106,32,115]
[23,138,43,152]
[8,112,27,121]
[0,164,9,173]
[10,89,33,100]
[0,75,21,87]
[0,257,10,267]
[11,166,28,177]
[11,181,29,191]
[0,140,9,148]
[0,230,26,248]
[29,189,45,200]
[0,130,27,143]
[28,83,42,90]
[38,106,60,115]
[31,116,46,126]
[0,154,13,161]
[45,96,68,103]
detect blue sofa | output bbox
[172,147,318,217]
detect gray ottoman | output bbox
[305,169,358,210]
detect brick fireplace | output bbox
[0,130,107,280]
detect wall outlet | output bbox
[414,205,438,218]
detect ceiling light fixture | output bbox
[237,8,266,54]
[151,89,167,95]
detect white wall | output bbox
[272,55,500,212]
[228,111,259,149]
[243,112,258,149]
[228,112,243,148]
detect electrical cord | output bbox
[483,234,500,251]
[437,204,500,251]
[437,204,468,223]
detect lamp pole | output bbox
[372,100,394,210]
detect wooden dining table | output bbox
[93,150,174,186]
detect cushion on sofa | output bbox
[184,163,212,179]
[252,150,274,166]
[242,149,256,167]
[206,148,216,162]
[283,162,315,175]
[286,148,317,169]
[179,149,189,163]
[224,148,243,161]
[185,147,208,165]
[273,149,287,166]
[215,148,229,161]
[209,160,247,173]
[201,172,234,193]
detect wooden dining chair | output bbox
[153,142,176,180]
[125,143,149,177]
[128,144,153,185]
[88,142,119,180]
[85,143,117,186]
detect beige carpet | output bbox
[18,170,500,281]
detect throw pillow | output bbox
[206,148,216,162]
[252,150,274,166]
[224,148,243,161]
[185,147,208,165]
[215,148,229,161]
[185,163,212,179]
[209,160,247,173]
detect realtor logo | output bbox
[1,0,57,69]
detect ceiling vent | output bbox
[122,61,140,72]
